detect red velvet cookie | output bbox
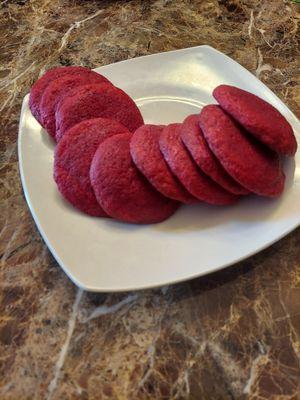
[55,84,144,141]
[130,124,196,204]
[180,114,249,195]
[90,133,179,224]
[159,123,239,205]
[54,118,130,216]
[29,66,110,124]
[199,105,285,197]
[40,74,111,140]
[213,84,297,156]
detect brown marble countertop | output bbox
[1,0,300,399]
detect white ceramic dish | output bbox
[19,45,300,292]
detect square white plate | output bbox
[19,45,300,292]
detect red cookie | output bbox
[29,66,110,124]
[54,118,130,216]
[159,123,239,205]
[55,84,144,142]
[40,74,111,140]
[213,84,297,156]
[130,124,196,204]
[199,105,285,197]
[180,114,249,195]
[90,133,179,224]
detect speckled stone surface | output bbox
[0,0,300,399]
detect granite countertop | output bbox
[0,0,299,399]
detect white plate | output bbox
[19,45,300,292]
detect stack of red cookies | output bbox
[29,66,297,224]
